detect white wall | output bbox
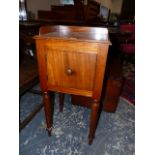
[26,0,52,19]
[51,0,61,5]
[95,0,123,14]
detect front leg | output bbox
[43,91,53,136]
[88,101,100,145]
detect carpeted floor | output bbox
[20,87,135,155]
[121,61,135,105]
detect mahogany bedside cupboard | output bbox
[34,25,111,144]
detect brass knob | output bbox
[66,68,73,75]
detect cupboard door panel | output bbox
[46,47,97,91]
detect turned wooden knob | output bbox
[66,68,73,75]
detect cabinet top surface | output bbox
[34,25,110,43]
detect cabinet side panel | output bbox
[93,44,109,100]
[35,39,48,91]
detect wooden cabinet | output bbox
[34,25,111,144]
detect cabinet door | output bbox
[46,47,97,92]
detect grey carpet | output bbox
[20,91,135,155]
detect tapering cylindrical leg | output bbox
[88,101,99,145]
[43,91,53,136]
[59,93,64,112]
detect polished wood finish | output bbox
[43,91,52,136]
[84,0,100,21]
[71,59,123,113]
[103,59,123,112]
[34,25,110,144]
[88,102,99,144]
